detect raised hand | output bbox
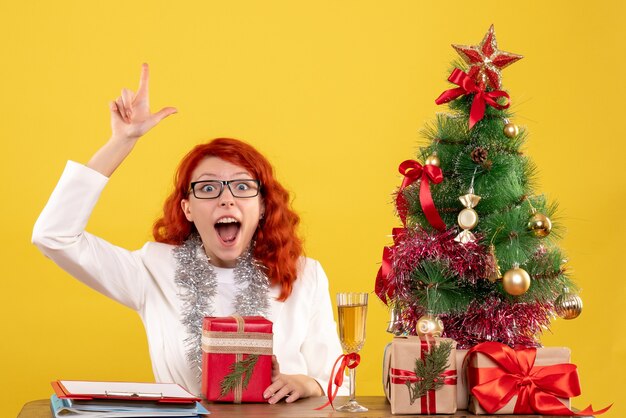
[110,63,177,141]
[87,64,177,176]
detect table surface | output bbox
[18,396,592,418]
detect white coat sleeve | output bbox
[300,261,349,396]
[32,160,147,311]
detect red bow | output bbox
[435,68,511,129]
[374,246,393,302]
[374,228,405,303]
[396,160,446,231]
[467,342,611,416]
[315,353,360,410]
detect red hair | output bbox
[153,138,303,301]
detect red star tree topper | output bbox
[452,24,523,89]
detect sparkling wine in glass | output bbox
[336,292,368,412]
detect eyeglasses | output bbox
[189,179,261,199]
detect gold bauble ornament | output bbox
[416,313,444,337]
[528,211,552,238]
[503,123,519,138]
[502,264,531,296]
[425,153,440,167]
[554,288,583,320]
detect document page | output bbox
[60,381,196,398]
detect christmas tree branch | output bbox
[410,260,470,313]
[219,354,259,398]
[406,340,453,404]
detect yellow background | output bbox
[1,1,624,416]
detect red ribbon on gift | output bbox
[315,353,360,410]
[435,68,511,129]
[389,338,456,414]
[467,342,611,416]
[396,160,446,231]
[390,368,457,385]
[374,228,406,303]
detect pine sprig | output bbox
[219,354,259,398]
[405,341,453,404]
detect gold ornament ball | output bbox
[503,123,519,138]
[555,291,583,320]
[425,154,440,167]
[416,314,444,337]
[528,213,552,238]
[502,266,531,296]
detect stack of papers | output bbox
[50,380,209,417]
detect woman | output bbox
[32,64,345,403]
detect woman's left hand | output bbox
[263,356,323,404]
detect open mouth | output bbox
[215,217,241,244]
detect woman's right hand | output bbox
[110,63,177,142]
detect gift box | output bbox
[467,342,575,415]
[383,336,457,414]
[201,315,273,403]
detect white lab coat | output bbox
[32,161,346,396]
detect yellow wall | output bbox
[1,1,623,416]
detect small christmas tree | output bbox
[375,25,583,348]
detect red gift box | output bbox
[201,315,273,403]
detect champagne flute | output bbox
[336,292,368,412]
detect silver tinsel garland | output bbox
[174,233,270,376]
[232,247,270,317]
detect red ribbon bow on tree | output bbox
[315,353,360,410]
[378,160,446,305]
[435,68,511,129]
[374,227,405,303]
[396,160,446,231]
[467,342,611,416]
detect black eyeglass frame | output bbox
[189,179,262,199]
